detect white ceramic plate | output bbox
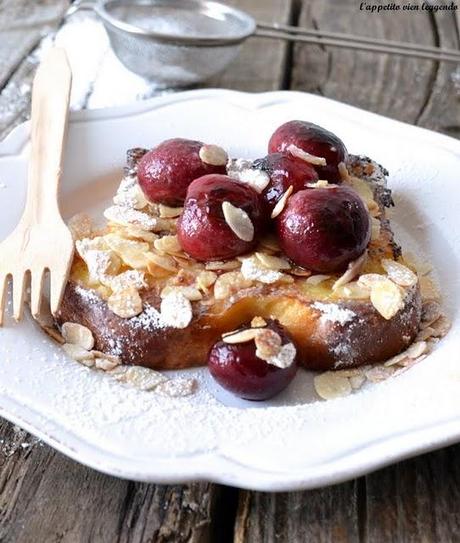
[0,90,459,491]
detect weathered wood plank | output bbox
[235,479,361,542]
[290,0,455,129]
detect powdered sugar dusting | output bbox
[312,302,356,325]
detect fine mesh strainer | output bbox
[69,0,460,88]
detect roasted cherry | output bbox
[252,152,318,212]
[208,320,298,401]
[276,186,370,273]
[268,120,348,182]
[137,138,226,206]
[177,174,265,261]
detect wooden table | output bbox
[0,1,459,540]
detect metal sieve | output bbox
[69,0,460,88]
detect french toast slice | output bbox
[55,152,422,371]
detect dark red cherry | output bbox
[177,174,265,261]
[276,186,370,273]
[137,138,226,206]
[268,121,348,182]
[208,320,298,401]
[252,152,318,212]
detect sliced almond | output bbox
[94,357,121,371]
[365,365,395,382]
[419,275,440,301]
[213,271,253,300]
[384,351,409,367]
[160,285,202,301]
[367,200,380,217]
[108,287,143,318]
[306,180,331,188]
[421,300,442,327]
[113,175,149,209]
[255,252,291,271]
[334,281,370,299]
[370,278,404,320]
[146,252,177,272]
[205,259,241,271]
[271,185,293,219]
[314,372,352,400]
[357,273,387,289]
[370,217,381,241]
[222,328,260,344]
[290,267,312,278]
[349,374,365,390]
[258,235,280,253]
[416,326,436,342]
[160,291,193,329]
[153,234,182,256]
[338,161,351,182]
[332,252,367,290]
[199,144,228,166]
[62,343,95,364]
[159,204,183,218]
[61,322,95,351]
[405,341,427,359]
[381,259,418,287]
[155,378,197,397]
[124,366,167,390]
[429,315,451,338]
[107,270,147,292]
[68,213,92,241]
[251,316,267,328]
[287,144,326,166]
[254,328,282,360]
[196,270,217,291]
[306,274,331,285]
[114,225,158,243]
[104,205,159,231]
[221,201,254,242]
[104,234,150,269]
[240,255,287,285]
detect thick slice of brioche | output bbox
[55,154,422,371]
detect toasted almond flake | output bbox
[199,144,228,166]
[370,217,381,240]
[205,259,241,271]
[104,234,150,269]
[314,372,352,400]
[384,351,409,367]
[196,270,217,291]
[41,325,65,344]
[255,252,291,271]
[367,200,380,217]
[254,328,282,360]
[338,161,351,182]
[333,252,367,290]
[419,275,441,301]
[421,300,442,327]
[251,316,267,328]
[265,342,297,369]
[160,291,193,329]
[113,225,158,243]
[381,259,418,287]
[92,351,121,364]
[306,180,331,188]
[76,237,122,282]
[290,267,313,277]
[416,326,435,341]
[61,322,95,350]
[108,287,143,318]
[365,365,395,382]
[107,270,147,292]
[357,273,387,289]
[349,374,365,390]
[159,204,183,218]
[124,366,167,390]
[68,213,92,240]
[287,144,326,166]
[154,235,182,255]
[104,205,159,231]
[155,378,197,397]
[370,278,404,320]
[258,235,280,253]
[113,175,149,209]
[160,285,202,301]
[146,252,177,272]
[222,201,254,242]
[62,343,95,363]
[405,341,427,359]
[271,185,293,219]
[240,255,286,284]
[213,271,253,299]
[222,328,260,343]
[429,315,451,337]
[334,281,370,300]
[95,357,121,371]
[305,274,330,285]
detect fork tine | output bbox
[30,268,45,319]
[49,268,67,316]
[12,270,27,322]
[0,274,9,327]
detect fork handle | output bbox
[24,48,72,222]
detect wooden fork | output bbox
[0,48,74,325]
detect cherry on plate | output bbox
[268,120,348,182]
[252,152,318,212]
[276,186,370,273]
[208,320,298,401]
[137,138,226,206]
[177,174,265,261]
